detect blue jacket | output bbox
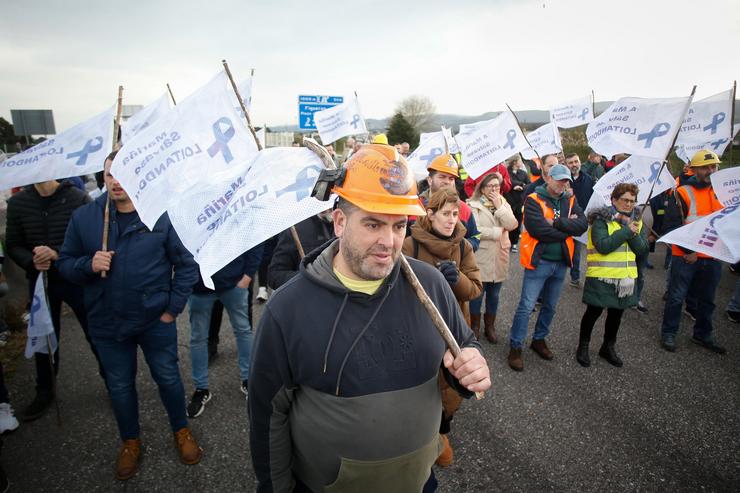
[57,193,198,339]
[192,245,264,294]
[571,171,594,210]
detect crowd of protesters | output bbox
[0,134,735,492]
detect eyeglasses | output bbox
[618,197,637,204]
[483,184,500,189]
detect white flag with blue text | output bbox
[658,204,737,263]
[455,110,529,180]
[710,166,740,207]
[586,95,692,160]
[111,71,260,228]
[25,275,57,359]
[121,93,171,144]
[166,147,333,288]
[314,97,367,145]
[550,94,594,128]
[0,106,114,190]
[521,123,562,160]
[675,89,734,163]
[407,131,448,180]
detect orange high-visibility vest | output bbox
[519,193,576,270]
[671,185,723,258]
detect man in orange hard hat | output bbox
[248,144,490,492]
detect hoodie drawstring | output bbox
[323,293,349,374]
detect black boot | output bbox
[576,340,590,367]
[21,389,54,422]
[598,342,623,367]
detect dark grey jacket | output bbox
[248,239,480,492]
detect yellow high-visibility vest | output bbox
[586,220,642,279]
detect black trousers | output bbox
[29,273,106,392]
[579,304,624,344]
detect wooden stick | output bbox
[101,86,124,278]
[302,136,484,400]
[289,227,305,258]
[41,273,62,427]
[166,83,177,105]
[730,80,736,166]
[222,59,262,151]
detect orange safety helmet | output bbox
[427,152,459,178]
[333,144,426,216]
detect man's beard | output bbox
[340,238,399,281]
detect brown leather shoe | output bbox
[174,427,203,465]
[507,347,524,372]
[483,314,498,344]
[530,339,554,360]
[469,314,481,340]
[435,434,453,467]
[115,439,141,481]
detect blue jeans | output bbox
[189,286,253,389]
[661,257,722,340]
[509,260,567,348]
[92,320,187,440]
[469,282,503,315]
[570,243,582,282]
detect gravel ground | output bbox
[4,246,739,492]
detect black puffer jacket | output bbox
[5,181,90,278]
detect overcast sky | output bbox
[1,0,738,133]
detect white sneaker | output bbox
[0,403,19,434]
[256,287,269,302]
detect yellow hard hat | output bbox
[689,149,721,167]
[427,153,459,178]
[372,134,389,145]
[333,144,426,216]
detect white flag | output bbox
[658,204,737,263]
[166,147,333,288]
[314,97,367,145]
[256,127,266,148]
[550,94,594,128]
[583,155,675,214]
[111,71,260,228]
[441,126,460,154]
[25,275,57,359]
[0,106,114,190]
[456,110,529,180]
[586,95,692,160]
[406,131,448,180]
[675,89,734,163]
[521,123,562,160]
[121,93,171,144]
[458,117,496,136]
[232,76,254,118]
[710,166,740,207]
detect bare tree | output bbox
[395,95,436,133]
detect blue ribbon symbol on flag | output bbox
[350,114,361,129]
[710,138,728,150]
[578,108,589,121]
[66,136,103,165]
[649,161,664,186]
[420,147,443,166]
[503,129,517,150]
[29,294,41,327]
[637,122,670,149]
[275,165,321,201]
[207,117,236,163]
[703,112,726,135]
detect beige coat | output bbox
[467,196,518,282]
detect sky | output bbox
[1,0,738,133]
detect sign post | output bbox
[298,95,343,130]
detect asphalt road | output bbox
[4,247,739,492]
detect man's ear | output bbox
[332,209,346,238]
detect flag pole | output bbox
[222,59,262,151]
[639,85,697,217]
[506,103,540,161]
[166,83,177,106]
[222,60,306,257]
[303,137,484,400]
[729,80,736,166]
[591,90,596,117]
[101,86,124,279]
[41,272,62,427]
